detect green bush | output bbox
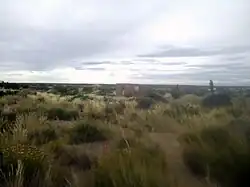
[182,127,250,187]
[93,145,169,187]
[47,108,79,121]
[27,126,58,145]
[69,123,107,144]
[0,144,50,187]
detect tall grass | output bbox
[0,91,250,187]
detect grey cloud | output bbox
[0,28,125,71]
[75,67,105,71]
[185,61,250,70]
[0,0,167,71]
[121,58,186,66]
[81,61,113,66]
[138,45,250,58]
[224,55,247,61]
[1,0,250,85]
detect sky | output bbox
[0,0,250,85]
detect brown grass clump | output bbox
[27,125,58,146]
[47,107,79,121]
[69,122,107,144]
[93,143,169,187]
[0,144,50,187]
[181,126,250,187]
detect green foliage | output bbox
[47,108,79,121]
[69,123,107,144]
[93,145,169,187]
[182,126,250,187]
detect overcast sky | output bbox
[0,0,250,85]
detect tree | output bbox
[208,80,216,94]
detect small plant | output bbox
[69,123,107,144]
[47,107,79,121]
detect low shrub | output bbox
[53,145,93,170]
[0,111,17,123]
[37,96,45,103]
[27,126,58,145]
[49,164,73,187]
[69,123,107,144]
[5,95,21,105]
[0,111,17,133]
[93,145,169,187]
[182,127,250,187]
[47,108,79,121]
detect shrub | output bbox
[53,145,93,170]
[163,103,200,121]
[69,123,107,144]
[147,92,168,103]
[136,97,155,109]
[27,126,58,145]
[49,164,73,187]
[47,108,79,121]
[0,144,50,187]
[0,111,17,123]
[0,111,17,134]
[182,127,250,187]
[202,93,232,108]
[93,145,169,187]
[4,95,21,105]
[77,103,84,112]
[37,96,45,103]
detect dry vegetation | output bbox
[0,88,250,187]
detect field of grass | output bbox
[0,87,250,187]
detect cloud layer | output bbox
[1,0,250,85]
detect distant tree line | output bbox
[0,90,19,97]
[0,81,29,90]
